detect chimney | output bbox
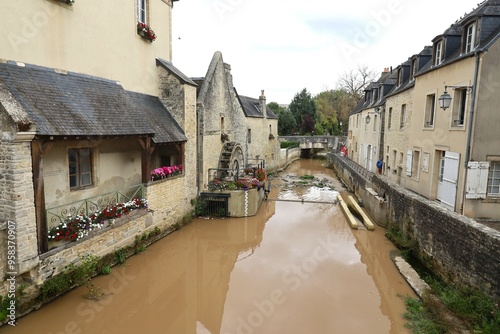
[259,90,267,118]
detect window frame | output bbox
[487,161,500,196]
[68,148,93,190]
[410,59,418,81]
[400,104,406,129]
[387,107,392,129]
[451,89,467,127]
[424,94,436,128]
[465,22,477,53]
[137,0,148,24]
[434,40,443,65]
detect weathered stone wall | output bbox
[384,88,413,186]
[328,153,500,297]
[0,135,39,293]
[278,148,301,172]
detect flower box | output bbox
[137,22,157,42]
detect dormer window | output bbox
[465,22,477,53]
[373,89,378,102]
[410,59,418,82]
[397,69,403,87]
[434,40,443,65]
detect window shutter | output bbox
[466,161,489,199]
[406,150,413,176]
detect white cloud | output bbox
[172,0,480,104]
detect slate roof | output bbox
[350,70,397,115]
[156,58,197,87]
[0,61,186,143]
[238,94,278,119]
[126,91,187,144]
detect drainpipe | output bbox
[461,51,480,214]
[465,51,480,167]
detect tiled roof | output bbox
[0,61,185,143]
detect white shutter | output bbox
[466,161,490,199]
[406,150,413,176]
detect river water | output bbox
[4,159,416,334]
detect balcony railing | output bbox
[46,184,145,227]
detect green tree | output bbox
[289,88,317,135]
[268,101,296,135]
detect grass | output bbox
[403,272,500,333]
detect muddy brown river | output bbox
[4,159,416,334]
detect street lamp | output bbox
[439,85,473,110]
[439,87,452,110]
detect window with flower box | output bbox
[137,0,157,42]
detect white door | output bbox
[437,151,460,209]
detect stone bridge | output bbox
[279,136,344,152]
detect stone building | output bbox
[0,0,278,308]
[194,51,279,191]
[347,0,500,220]
[0,0,199,299]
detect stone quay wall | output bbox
[328,153,500,298]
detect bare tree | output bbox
[336,65,377,100]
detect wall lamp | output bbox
[366,114,371,124]
[439,85,473,110]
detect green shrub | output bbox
[280,141,299,149]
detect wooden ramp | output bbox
[346,194,375,231]
[337,192,375,231]
[337,194,359,230]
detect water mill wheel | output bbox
[218,142,244,181]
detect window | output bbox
[69,148,93,189]
[439,152,445,182]
[422,152,430,173]
[487,161,500,195]
[247,129,251,143]
[373,115,377,132]
[452,89,467,126]
[424,94,436,127]
[397,69,403,87]
[465,23,477,53]
[435,40,443,65]
[410,59,418,81]
[411,149,421,178]
[400,104,406,129]
[388,107,392,129]
[137,0,147,23]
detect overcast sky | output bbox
[172,0,479,104]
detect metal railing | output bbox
[45,184,145,227]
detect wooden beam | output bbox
[31,140,53,254]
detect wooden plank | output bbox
[347,195,375,231]
[337,194,358,230]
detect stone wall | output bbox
[328,153,500,297]
[277,148,301,172]
[0,134,39,296]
